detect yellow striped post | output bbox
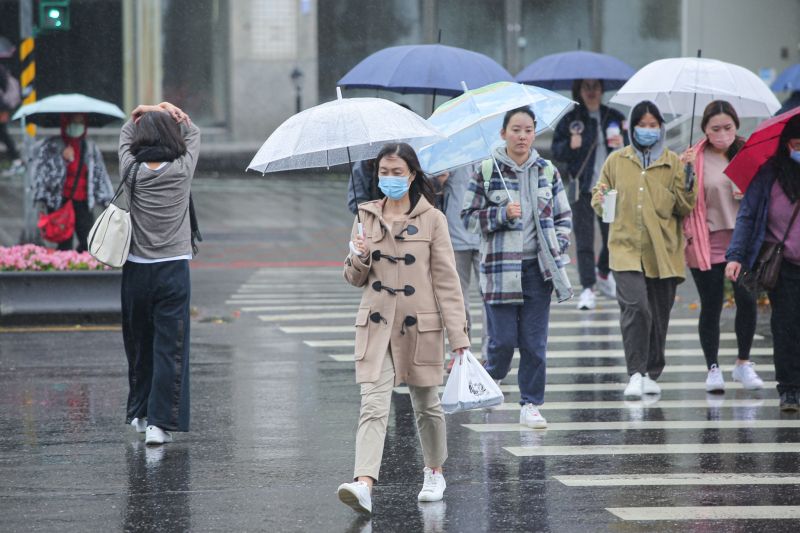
[19,37,36,136]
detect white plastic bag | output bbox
[441,350,504,414]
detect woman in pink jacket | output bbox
[683,100,763,393]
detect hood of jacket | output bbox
[493,144,541,173]
[628,106,666,168]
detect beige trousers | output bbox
[354,349,448,481]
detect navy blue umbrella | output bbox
[771,64,800,92]
[338,44,513,97]
[515,50,635,91]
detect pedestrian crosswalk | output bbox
[226,266,797,526]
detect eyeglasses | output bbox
[372,250,416,265]
[372,281,415,296]
[395,225,418,240]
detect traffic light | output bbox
[39,0,71,32]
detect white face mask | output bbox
[65,123,85,138]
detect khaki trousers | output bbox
[354,349,448,481]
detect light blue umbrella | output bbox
[416,81,574,187]
[12,93,126,127]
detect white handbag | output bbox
[88,163,139,268]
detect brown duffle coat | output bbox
[344,197,470,387]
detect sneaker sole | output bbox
[338,488,371,514]
[521,422,548,429]
[705,384,725,393]
[418,492,445,502]
[734,380,764,391]
[780,404,800,412]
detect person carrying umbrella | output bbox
[683,100,763,393]
[461,106,573,429]
[552,78,628,310]
[32,113,114,251]
[338,142,470,514]
[591,100,697,398]
[0,65,23,175]
[725,114,800,411]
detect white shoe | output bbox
[642,374,661,395]
[144,425,173,445]
[577,288,596,310]
[337,481,372,514]
[417,467,446,502]
[520,403,547,428]
[705,364,725,393]
[624,372,643,397]
[596,272,617,299]
[130,417,147,433]
[731,362,764,390]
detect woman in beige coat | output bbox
[337,143,470,515]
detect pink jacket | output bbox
[683,138,712,271]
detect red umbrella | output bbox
[724,107,800,192]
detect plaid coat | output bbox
[461,153,573,305]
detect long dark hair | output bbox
[130,111,186,161]
[373,142,436,214]
[629,100,664,151]
[769,114,800,202]
[570,78,604,108]
[700,100,745,161]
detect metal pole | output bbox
[19,0,38,244]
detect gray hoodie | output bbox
[118,119,201,259]
[492,145,540,259]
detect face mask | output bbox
[66,123,85,138]
[378,176,410,200]
[707,130,735,151]
[790,149,800,165]
[634,127,660,147]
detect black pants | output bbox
[768,260,800,394]
[572,193,610,289]
[615,271,678,379]
[690,263,757,368]
[0,121,19,161]
[122,260,191,432]
[52,199,93,252]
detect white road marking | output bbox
[555,473,800,486]
[392,381,778,394]
[489,399,777,411]
[504,442,800,457]
[605,505,800,521]
[463,420,800,432]
[281,319,701,332]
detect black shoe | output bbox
[779,391,800,412]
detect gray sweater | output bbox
[118,119,201,259]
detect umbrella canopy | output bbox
[724,107,800,192]
[610,57,781,118]
[337,44,513,96]
[12,93,126,127]
[416,81,574,176]
[515,50,635,91]
[247,88,444,174]
[771,63,800,92]
[0,36,15,59]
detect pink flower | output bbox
[0,245,113,272]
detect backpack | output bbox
[480,158,556,191]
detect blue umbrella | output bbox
[338,44,513,96]
[771,64,800,92]
[515,50,635,91]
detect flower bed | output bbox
[0,244,110,272]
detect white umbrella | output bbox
[610,57,780,118]
[12,93,126,127]
[246,88,444,173]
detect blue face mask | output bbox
[378,176,410,200]
[790,149,800,164]
[634,126,660,147]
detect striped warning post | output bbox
[19,37,36,136]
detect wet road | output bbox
[1,175,799,532]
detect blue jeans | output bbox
[483,260,552,405]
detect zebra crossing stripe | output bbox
[605,505,800,521]
[490,399,777,410]
[555,473,800,486]
[463,420,800,432]
[392,381,778,394]
[505,363,772,376]
[504,442,800,457]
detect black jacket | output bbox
[551,104,628,194]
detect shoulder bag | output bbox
[88,162,139,267]
[37,144,85,243]
[742,200,800,292]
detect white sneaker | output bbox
[130,417,147,433]
[337,481,372,514]
[705,364,725,393]
[418,467,446,502]
[596,272,617,299]
[624,372,643,397]
[577,288,596,310]
[731,362,764,390]
[144,425,173,445]
[520,403,547,428]
[642,374,661,395]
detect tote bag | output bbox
[88,163,139,267]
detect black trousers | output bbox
[768,260,800,394]
[122,260,191,432]
[0,121,19,161]
[53,199,93,252]
[690,263,757,368]
[571,193,610,289]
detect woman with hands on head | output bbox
[338,142,470,515]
